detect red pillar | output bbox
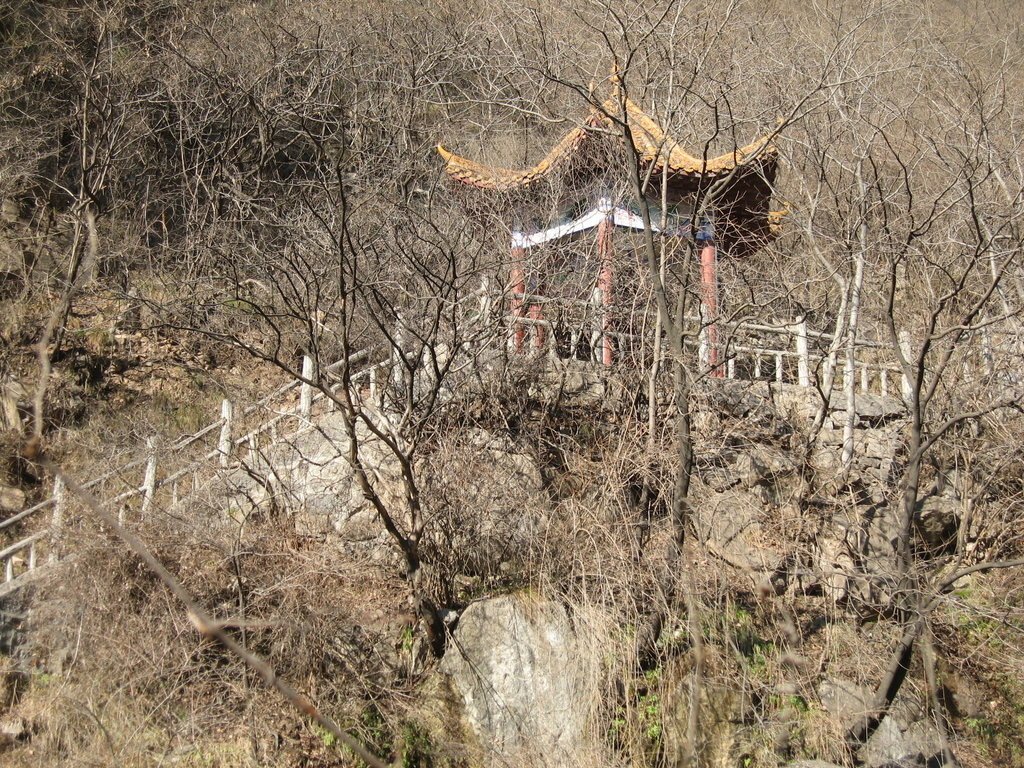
[699,237,722,376]
[529,301,545,350]
[510,245,526,352]
[597,213,614,366]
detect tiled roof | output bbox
[438,99,776,190]
[436,124,591,190]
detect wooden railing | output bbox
[508,292,909,396]
[0,283,920,594]
[0,348,390,597]
[0,282,499,595]
[719,320,910,398]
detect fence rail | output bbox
[0,283,921,593]
[508,294,910,397]
[0,347,390,592]
[0,283,498,591]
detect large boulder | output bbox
[530,357,625,408]
[212,413,404,541]
[811,504,905,608]
[438,594,600,766]
[211,413,548,557]
[817,678,944,768]
[284,415,402,540]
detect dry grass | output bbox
[2,496,416,766]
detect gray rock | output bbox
[0,485,25,514]
[819,678,875,726]
[867,717,944,767]
[817,678,943,768]
[207,411,548,558]
[219,413,404,540]
[733,452,769,490]
[812,533,856,602]
[662,677,747,767]
[531,359,611,407]
[750,444,797,477]
[0,199,18,224]
[439,594,598,766]
[814,503,908,607]
[1,379,26,434]
[829,395,906,425]
[693,485,786,577]
[913,494,959,554]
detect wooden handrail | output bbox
[0,350,378,534]
[0,283,991,596]
[0,531,47,562]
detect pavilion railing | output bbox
[507,289,911,397]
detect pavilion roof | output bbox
[437,98,777,192]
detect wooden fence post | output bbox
[300,353,315,420]
[219,398,234,468]
[597,212,615,366]
[49,476,65,563]
[698,318,709,371]
[141,437,158,518]
[795,320,810,387]
[479,276,493,328]
[248,433,262,474]
[392,311,406,392]
[899,330,914,403]
[590,287,603,364]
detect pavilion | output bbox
[437,96,781,371]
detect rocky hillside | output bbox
[2,1,1023,767]
[3,358,1021,767]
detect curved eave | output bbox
[612,98,777,180]
[439,96,777,191]
[666,135,777,180]
[437,124,589,191]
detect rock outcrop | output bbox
[437,594,600,766]
[197,414,548,566]
[818,678,945,768]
